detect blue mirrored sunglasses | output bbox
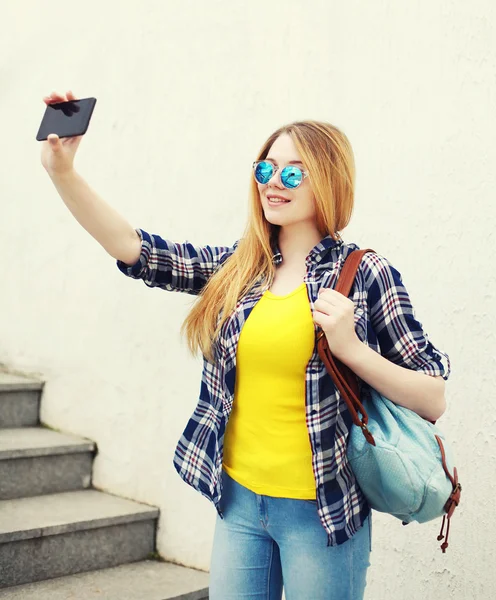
[252,160,309,189]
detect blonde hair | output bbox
[180,120,356,364]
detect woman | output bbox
[41,90,451,600]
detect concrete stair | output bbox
[0,427,94,499]
[0,370,209,598]
[0,560,209,599]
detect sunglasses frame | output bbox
[252,159,310,189]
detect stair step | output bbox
[0,428,95,499]
[0,427,94,458]
[0,372,44,428]
[0,490,159,588]
[0,559,209,599]
[0,372,44,392]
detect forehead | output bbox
[266,133,302,163]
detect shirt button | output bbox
[311,409,317,415]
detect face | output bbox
[257,133,318,230]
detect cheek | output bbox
[310,195,319,215]
[298,191,317,214]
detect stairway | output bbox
[0,370,209,599]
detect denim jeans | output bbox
[209,468,372,600]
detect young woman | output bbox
[41,90,451,600]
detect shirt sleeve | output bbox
[116,228,238,295]
[362,252,451,380]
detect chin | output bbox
[263,213,286,225]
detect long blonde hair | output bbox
[180,120,356,364]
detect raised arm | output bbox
[40,90,141,264]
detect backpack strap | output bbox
[316,249,376,444]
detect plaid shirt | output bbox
[117,228,451,546]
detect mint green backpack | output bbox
[317,249,461,553]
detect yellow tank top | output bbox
[222,281,317,499]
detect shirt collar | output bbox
[271,233,343,266]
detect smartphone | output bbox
[36,97,97,141]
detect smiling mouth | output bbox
[267,197,291,204]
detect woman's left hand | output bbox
[313,288,361,362]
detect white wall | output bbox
[1,1,494,597]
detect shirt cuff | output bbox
[116,228,149,278]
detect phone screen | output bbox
[36,97,97,141]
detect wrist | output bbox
[339,335,366,367]
[48,168,77,182]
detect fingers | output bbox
[43,91,66,104]
[47,133,60,148]
[42,90,78,105]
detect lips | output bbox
[267,194,290,201]
[266,195,291,205]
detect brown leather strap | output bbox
[436,435,462,517]
[316,249,376,444]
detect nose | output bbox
[266,167,284,188]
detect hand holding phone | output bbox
[39,91,95,176]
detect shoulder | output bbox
[339,241,396,274]
[217,239,241,266]
[359,251,399,281]
[337,241,404,291]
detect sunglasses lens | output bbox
[281,166,303,189]
[254,161,274,184]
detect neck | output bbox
[277,224,323,264]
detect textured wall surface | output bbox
[1,1,494,597]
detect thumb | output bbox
[47,134,60,149]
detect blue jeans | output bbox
[209,469,372,599]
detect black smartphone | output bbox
[36,97,97,141]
